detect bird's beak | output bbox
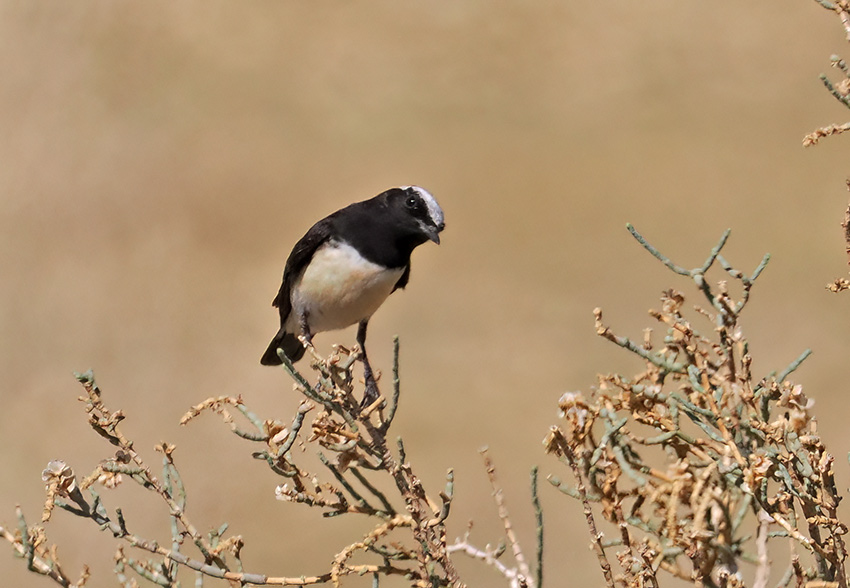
[427,221,445,245]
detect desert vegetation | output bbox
[6,1,850,587]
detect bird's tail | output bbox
[260,330,306,366]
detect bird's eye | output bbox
[405,196,418,209]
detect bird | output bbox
[260,185,445,407]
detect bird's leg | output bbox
[357,319,380,409]
[298,310,314,349]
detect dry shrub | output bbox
[545,226,845,588]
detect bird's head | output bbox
[386,186,445,245]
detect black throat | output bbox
[332,207,426,269]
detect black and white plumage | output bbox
[260,186,444,403]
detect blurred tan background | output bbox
[2,1,850,586]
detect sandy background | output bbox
[2,1,850,586]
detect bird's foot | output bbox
[359,376,382,413]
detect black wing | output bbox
[272,218,334,324]
[392,264,411,292]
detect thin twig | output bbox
[480,448,532,583]
[554,442,615,588]
[531,466,543,588]
[754,510,772,588]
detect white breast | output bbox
[287,241,404,334]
